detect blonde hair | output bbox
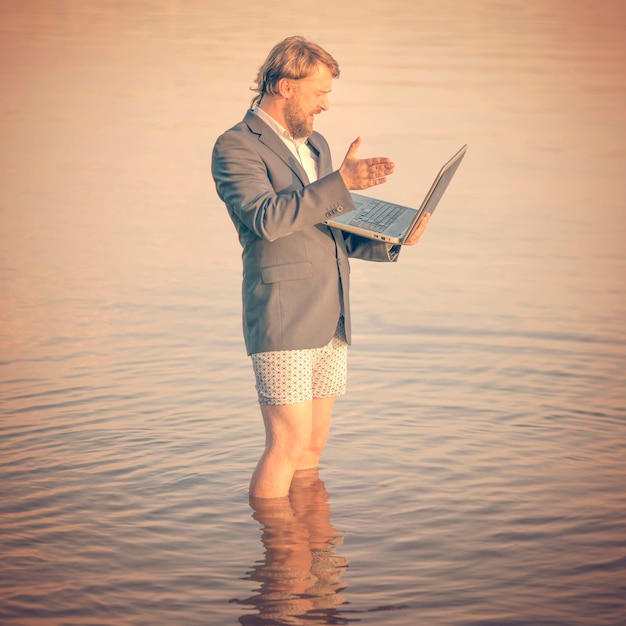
[251,36,340,107]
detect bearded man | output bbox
[212,36,429,499]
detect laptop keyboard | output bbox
[348,200,407,233]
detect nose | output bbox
[319,94,329,112]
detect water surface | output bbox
[1,1,625,624]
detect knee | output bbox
[266,429,310,464]
[284,434,312,464]
[305,436,325,458]
[260,403,316,465]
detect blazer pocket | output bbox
[261,261,313,284]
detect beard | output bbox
[284,96,314,139]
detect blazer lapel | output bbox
[307,133,331,177]
[244,110,310,186]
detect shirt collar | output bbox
[252,106,308,147]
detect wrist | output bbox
[338,167,350,190]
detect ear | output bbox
[277,77,296,99]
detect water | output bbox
[1,0,625,624]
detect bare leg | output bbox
[250,396,336,499]
[297,396,336,471]
[250,401,313,499]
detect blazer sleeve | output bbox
[212,129,355,242]
[342,232,401,262]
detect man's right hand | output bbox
[338,137,396,190]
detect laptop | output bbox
[325,144,467,244]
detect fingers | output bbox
[364,173,389,187]
[405,213,430,245]
[361,158,395,187]
[366,158,395,177]
[339,137,395,190]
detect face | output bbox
[283,64,333,139]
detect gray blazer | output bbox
[212,110,398,355]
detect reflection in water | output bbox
[237,471,349,625]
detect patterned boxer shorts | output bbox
[251,318,348,406]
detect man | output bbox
[212,36,429,499]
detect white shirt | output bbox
[252,106,319,183]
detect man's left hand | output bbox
[404,213,430,246]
